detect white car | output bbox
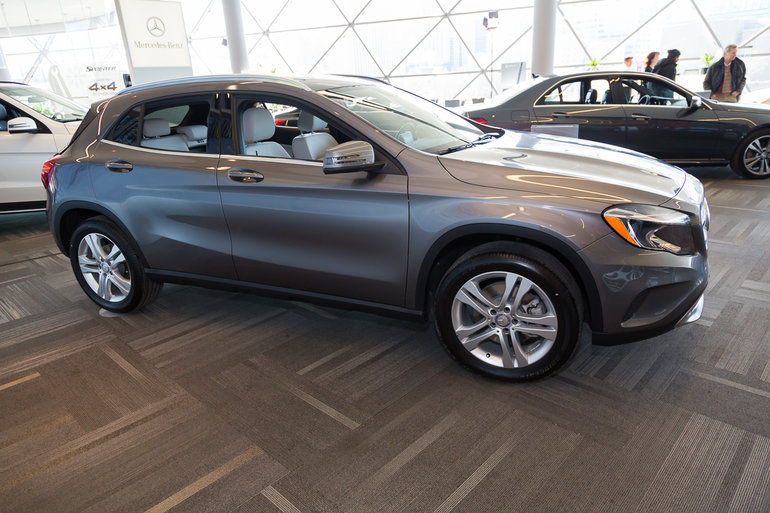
[0,82,86,213]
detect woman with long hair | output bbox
[644,51,660,72]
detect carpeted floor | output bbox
[1,166,768,512]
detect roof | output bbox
[117,74,382,97]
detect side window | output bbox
[540,80,582,104]
[107,96,212,153]
[235,97,348,161]
[623,78,687,106]
[587,78,614,104]
[110,107,140,145]
[0,100,23,132]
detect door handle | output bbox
[552,112,570,118]
[631,113,650,120]
[228,168,264,183]
[105,159,133,172]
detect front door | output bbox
[0,100,57,206]
[618,76,723,161]
[218,95,409,306]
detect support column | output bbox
[222,0,249,73]
[0,42,11,81]
[531,0,557,76]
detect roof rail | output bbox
[332,74,390,85]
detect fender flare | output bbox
[53,200,149,267]
[413,223,603,331]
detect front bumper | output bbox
[581,231,708,345]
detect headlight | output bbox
[603,205,696,255]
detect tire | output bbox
[731,129,770,179]
[69,216,162,313]
[433,242,582,381]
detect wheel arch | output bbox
[54,201,148,267]
[414,224,603,331]
[731,124,770,159]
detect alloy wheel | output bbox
[77,232,132,303]
[450,271,558,369]
[743,135,770,176]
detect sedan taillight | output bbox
[41,156,57,190]
[472,117,487,125]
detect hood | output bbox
[438,131,686,206]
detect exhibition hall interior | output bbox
[1,1,770,511]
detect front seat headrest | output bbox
[242,107,276,143]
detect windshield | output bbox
[320,83,487,154]
[0,85,87,122]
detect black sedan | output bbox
[464,71,770,178]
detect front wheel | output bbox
[69,217,162,313]
[731,129,770,179]
[433,244,582,381]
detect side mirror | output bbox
[7,117,38,134]
[323,140,384,174]
[690,96,703,109]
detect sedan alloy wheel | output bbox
[742,134,770,177]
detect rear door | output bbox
[532,75,627,147]
[216,92,409,306]
[91,93,236,278]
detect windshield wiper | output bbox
[438,130,504,155]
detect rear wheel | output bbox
[69,217,162,313]
[731,129,770,178]
[433,243,582,381]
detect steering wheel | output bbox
[53,111,65,120]
[639,95,650,105]
[396,122,416,143]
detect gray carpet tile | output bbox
[0,166,769,512]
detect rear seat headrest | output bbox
[298,110,327,133]
[143,118,171,138]
[176,125,207,141]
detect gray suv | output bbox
[45,75,709,381]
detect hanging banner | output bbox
[114,0,193,85]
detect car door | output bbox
[531,75,626,146]
[0,99,57,206]
[217,93,409,306]
[90,93,236,279]
[619,76,723,161]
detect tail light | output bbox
[472,118,487,125]
[41,156,57,190]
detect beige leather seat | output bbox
[140,118,189,151]
[242,107,290,158]
[292,111,338,161]
[176,124,207,149]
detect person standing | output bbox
[703,44,746,102]
[652,49,680,81]
[624,56,635,71]
[644,51,659,73]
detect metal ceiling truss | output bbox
[179,0,770,100]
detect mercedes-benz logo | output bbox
[146,17,165,37]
